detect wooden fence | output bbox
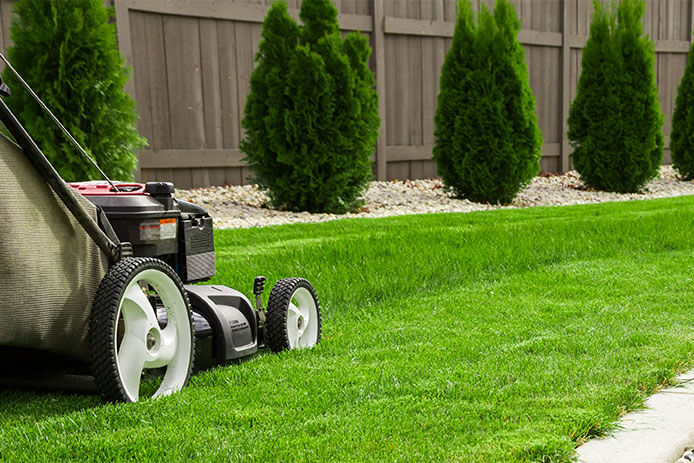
[115,0,694,188]
[0,1,691,188]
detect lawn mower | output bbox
[0,54,321,402]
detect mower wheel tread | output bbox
[266,278,321,352]
[88,257,194,402]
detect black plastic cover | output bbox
[179,217,215,282]
[145,182,174,196]
[184,285,258,361]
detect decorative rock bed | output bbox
[175,166,694,229]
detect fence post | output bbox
[373,0,387,181]
[560,0,571,172]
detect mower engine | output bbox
[69,181,214,283]
[69,180,262,368]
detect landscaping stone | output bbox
[175,166,694,229]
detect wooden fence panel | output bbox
[110,0,694,188]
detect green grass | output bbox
[1,196,694,462]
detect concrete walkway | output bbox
[576,370,694,463]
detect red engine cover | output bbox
[69,181,146,196]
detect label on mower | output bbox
[160,218,177,240]
[139,218,177,241]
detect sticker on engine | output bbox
[139,222,160,241]
[160,218,177,240]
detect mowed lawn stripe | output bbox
[0,196,692,462]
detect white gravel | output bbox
[175,166,694,229]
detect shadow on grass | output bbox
[0,348,275,428]
[0,386,101,427]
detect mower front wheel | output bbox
[266,278,321,352]
[88,258,194,402]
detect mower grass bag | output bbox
[0,133,109,363]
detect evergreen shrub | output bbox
[567,0,663,192]
[241,0,379,213]
[4,0,145,182]
[432,0,542,205]
[670,40,694,180]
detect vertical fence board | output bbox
[656,0,668,163]
[444,0,456,21]
[242,23,262,185]
[356,0,370,15]
[163,15,205,150]
[200,18,224,150]
[199,17,225,187]
[214,20,240,187]
[384,1,396,149]
[143,13,171,151]
[670,0,679,41]
[389,0,411,180]
[644,0,653,37]
[424,0,446,178]
[234,21,255,186]
[235,22,254,143]
[341,0,356,14]
[561,0,571,171]
[163,14,206,188]
[408,0,423,179]
[420,1,436,179]
[373,0,387,180]
[129,12,153,147]
[217,21,241,149]
[682,0,690,40]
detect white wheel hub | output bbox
[286,287,319,349]
[115,269,192,402]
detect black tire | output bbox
[266,278,322,352]
[88,257,195,403]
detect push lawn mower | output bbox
[0,55,321,402]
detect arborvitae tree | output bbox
[670,40,694,180]
[432,0,542,205]
[241,0,379,213]
[567,0,663,192]
[4,0,145,182]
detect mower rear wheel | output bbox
[266,278,321,352]
[88,258,194,402]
